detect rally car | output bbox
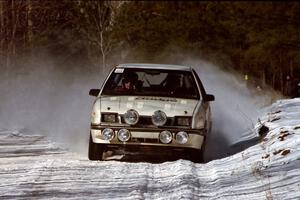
[88,63,214,162]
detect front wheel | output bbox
[189,140,206,163]
[88,134,105,160]
[190,149,204,163]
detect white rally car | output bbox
[88,63,214,162]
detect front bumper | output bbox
[102,145,202,162]
[90,124,205,150]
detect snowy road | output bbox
[1,99,300,199]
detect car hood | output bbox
[99,96,199,117]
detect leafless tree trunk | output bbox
[290,59,294,78]
[96,1,113,74]
[0,1,4,62]
[99,28,112,75]
[11,0,16,57]
[27,0,33,51]
[270,60,276,89]
[262,67,266,87]
[272,72,276,89]
[77,1,115,74]
[5,0,18,67]
[100,30,106,73]
[5,1,11,67]
[279,52,284,93]
[279,66,284,94]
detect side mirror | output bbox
[204,94,215,102]
[89,89,100,97]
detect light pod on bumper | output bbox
[159,130,172,144]
[124,109,139,125]
[102,128,114,141]
[118,129,131,142]
[152,110,167,126]
[175,131,189,144]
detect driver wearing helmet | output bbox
[121,72,138,91]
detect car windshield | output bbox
[101,68,200,99]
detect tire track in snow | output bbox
[1,99,300,200]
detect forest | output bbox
[1,1,300,97]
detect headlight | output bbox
[102,113,117,123]
[152,110,167,126]
[124,109,139,125]
[175,131,189,144]
[159,130,172,144]
[118,129,131,142]
[176,117,191,126]
[102,128,114,141]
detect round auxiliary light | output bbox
[118,129,131,142]
[176,131,189,144]
[152,110,167,126]
[124,109,139,125]
[159,130,173,144]
[102,128,114,141]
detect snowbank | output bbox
[1,98,300,199]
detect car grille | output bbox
[130,138,160,143]
[121,116,174,127]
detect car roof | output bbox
[116,63,192,71]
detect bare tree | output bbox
[26,0,33,50]
[0,0,27,67]
[75,1,117,74]
[0,1,4,64]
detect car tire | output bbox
[190,149,204,163]
[88,134,104,161]
[190,139,206,163]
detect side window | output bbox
[110,73,122,89]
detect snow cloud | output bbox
[0,51,282,161]
[181,57,282,161]
[0,52,104,155]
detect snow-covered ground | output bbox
[1,98,300,200]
